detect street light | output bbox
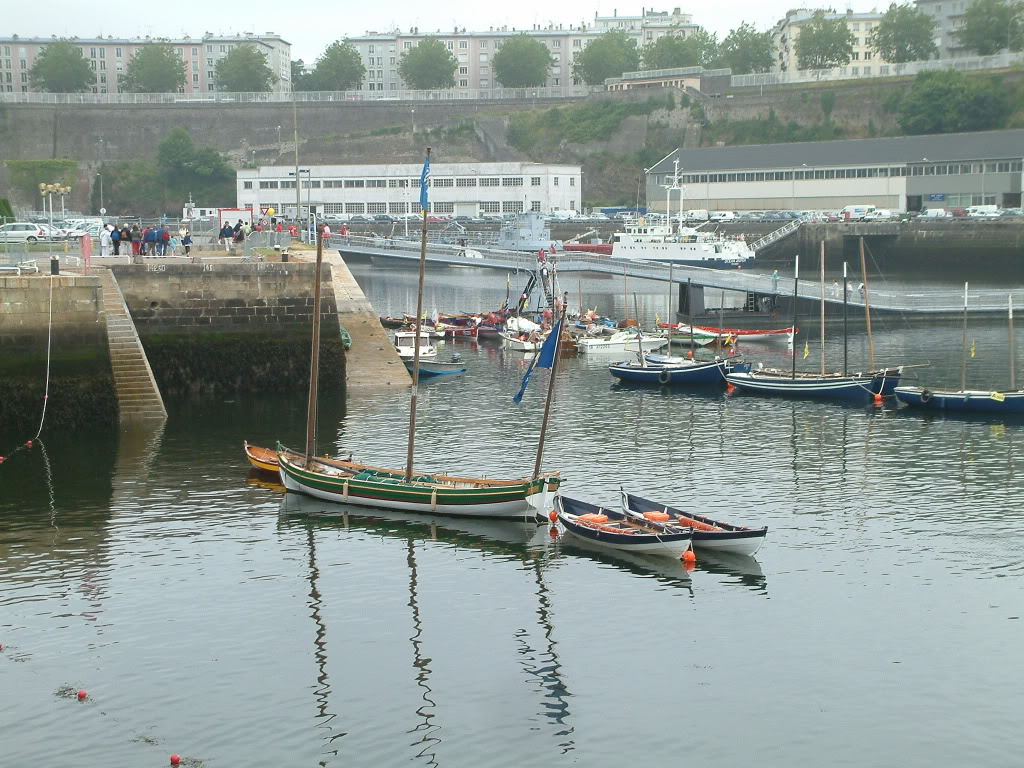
[411,108,416,135]
[276,125,282,151]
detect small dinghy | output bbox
[621,491,767,556]
[244,441,279,476]
[555,495,693,559]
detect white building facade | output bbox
[237,162,582,218]
[0,33,291,95]
[345,8,697,95]
[772,9,890,76]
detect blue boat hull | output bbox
[404,360,466,377]
[895,387,1024,413]
[610,359,729,386]
[727,367,901,401]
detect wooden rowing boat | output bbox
[244,441,279,475]
[556,495,693,558]
[674,323,795,343]
[621,491,767,556]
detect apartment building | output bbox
[0,32,291,95]
[345,8,697,94]
[914,0,978,59]
[773,9,890,76]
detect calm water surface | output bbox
[2,261,1024,767]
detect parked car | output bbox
[0,222,51,243]
[861,209,893,221]
[948,207,969,218]
[372,214,395,223]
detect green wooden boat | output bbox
[277,446,559,519]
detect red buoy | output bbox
[682,549,696,565]
[547,509,558,523]
[25,440,32,448]
[170,755,181,766]
[873,393,883,405]
[77,690,87,700]
[548,526,559,539]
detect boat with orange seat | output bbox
[555,495,693,558]
[621,491,767,556]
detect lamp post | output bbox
[410,108,415,135]
[96,172,104,216]
[276,124,282,153]
[59,186,70,221]
[289,168,311,240]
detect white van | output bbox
[861,209,893,221]
[709,211,737,221]
[967,205,999,218]
[685,209,709,222]
[840,204,876,221]
[920,208,948,218]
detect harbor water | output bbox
[2,259,1024,767]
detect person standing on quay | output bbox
[99,224,112,257]
[121,224,132,256]
[771,269,779,293]
[110,224,121,256]
[131,224,142,255]
[182,229,193,257]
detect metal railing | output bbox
[731,51,1024,88]
[750,221,801,253]
[333,234,1023,314]
[0,85,596,106]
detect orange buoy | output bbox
[548,526,559,539]
[77,690,87,700]
[726,383,735,394]
[683,560,695,573]
[547,509,558,523]
[170,755,181,766]
[687,349,694,359]
[682,549,696,565]
[873,393,883,405]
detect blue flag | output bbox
[419,152,430,213]
[512,317,561,405]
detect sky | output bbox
[6,1,855,63]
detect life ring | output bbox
[920,389,933,403]
[659,368,672,385]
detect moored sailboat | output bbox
[277,148,560,520]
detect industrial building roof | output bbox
[651,130,1024,173]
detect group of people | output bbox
[98,223,193,257]
[217,219,302,251]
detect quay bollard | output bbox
[50,255,59,275]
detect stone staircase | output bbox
[98,270,167,423]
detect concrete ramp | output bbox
[323,252,410,390]
[99,270,167,423]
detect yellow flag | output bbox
[969,340,976,358]
[803,341,810,359]
[655,313,661,325]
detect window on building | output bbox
[324,203,344,214]
[220,45,226,52]
[100,60,106,70]
[90,47,96,58]
[243,181,253,189]
[207,70,213,79]
[259,181,279,189]
[459,79,468,87]
[404,41,413,49]
[367,202,387,214]
[531,201,541,212]
[554,177,559,186]
[207,45,212,52]
[479,53,488,62]
[851,52,859,60]
[433,178,454,187]
[390,57,396,64]
[480,40,488,48]
[569,177,575,186]
[345,203,366,213]
[19,58,26,69]
[864,51,872,60]
[480,79,489,87]
[389,202,407,214]
[998,161,1011,172]
[502,201,524,213]
[502,177,524,186]
[192,48,198,56]
[434,202,455,213]
[100,73,106,83]
[366,179,387,188]
[573,39,582,47]
[459,66,468,75]
[459,40,468,48]
[458,54,468,63]
[531,176,541,186]
[344,179,365,188]
[456,178,477,187]
[388,179,409,188]
[445,41,454,50]
[280,181,296,189]
[480,201,501,213]
[480,177,500,186]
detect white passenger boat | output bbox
[611,222,754,268]
[394,330,437,360]
[576,330,668,355]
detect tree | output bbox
[720,23,774,74]
[121,44,186,92]
[492,34,553,88]
[956,0,1024,55]
[641,29,719,70]
[572,29,640,85]
[291,59,311,91]
[897,69,1010,133]
[399,37,458,90]
[307,41,366,91]
[795,12,856,69]
[214,44,277,92]
[29,40,93,93]
[870,3,938,63]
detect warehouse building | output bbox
[237,162,581,218]
[646,130,1024,213]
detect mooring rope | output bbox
[0,274,55,467]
